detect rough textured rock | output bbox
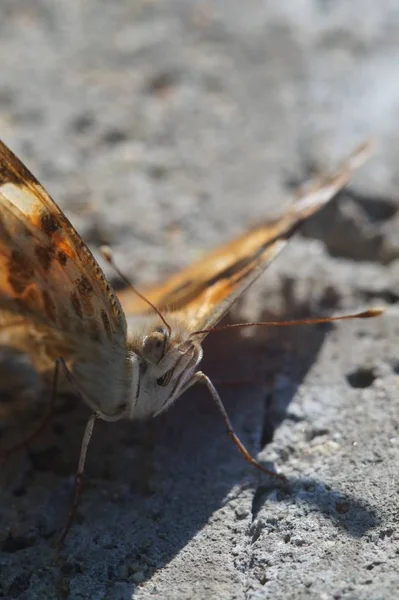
[0,1,398,599]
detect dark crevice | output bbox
[2,534,36,553]
[101,128,129,146]
[145,70,180,96]
[346,367,376,389]
[390,361,399,375]
[288,167,398,223]
[7,572,32,597]
[251,483,289,521]
[288,169,399,263]
[70,112,95,134]
[12,485,27,497]
[345,190,398,223]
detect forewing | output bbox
[119,141,372,333]
[0,140,133,417]
[0,139,127,348]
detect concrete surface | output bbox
[0,1,399,598]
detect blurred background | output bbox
[2,0,399,291]
[1,2,398,599]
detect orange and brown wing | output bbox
[0,139,127,349]
[119,141,372,333]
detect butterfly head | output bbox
[127,317,203,420]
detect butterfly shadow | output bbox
[0,285,381,596]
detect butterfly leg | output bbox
[54,358,99,546]
[193,372,286,482]
[1,357,62,461]
[57,411,97,547]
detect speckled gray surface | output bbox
[0,1,399,599]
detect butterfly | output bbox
[0,138,380,539]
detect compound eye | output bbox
[142,329,168,364]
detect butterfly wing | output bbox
[0,140,131,417]
[119,142,372,334]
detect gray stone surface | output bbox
[0,1,398,598]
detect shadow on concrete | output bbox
[0,287,381,597]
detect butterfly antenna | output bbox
[100,246,171,336]
[190,307,384,336]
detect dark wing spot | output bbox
[75,275,95,316]
[70,292,83,319]
[40,212,60,236]
[8,250,35,293]
[57,250,68,266]
[8,273,28,294]
[101,309,112,339]
[42,290,56,323]
[9,250,35,278]
[77,275,94,296]
[35,243,55,271]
